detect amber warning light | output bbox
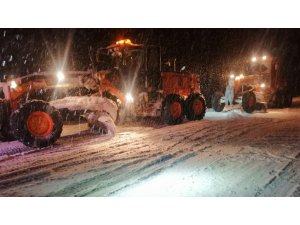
[116,39,132,45]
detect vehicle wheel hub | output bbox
[170,102,182,119]
[193,99,203,115]
[248,96,255,108]
[27,111,54,137]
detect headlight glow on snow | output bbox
[10,80,17,89]
[114,171,213,196]
[125,93,134,103]
[57,71,65,82]
[260,83,266,88]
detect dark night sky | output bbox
[1,28,300,95]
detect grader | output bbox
[96,39,206,124]
[212,55,293,113]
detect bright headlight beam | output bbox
[125,93,134,103]
[10,80,17,89]
[57,71,65,82]
[260,83,266,88]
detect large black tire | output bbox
[212,91,225,112]
[162,94,184,125]
[242,91,256,113]
[185,94,206,120]
[11,100,63,148]
[0,99,12,140]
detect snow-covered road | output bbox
[1,98,300,196]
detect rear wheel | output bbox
[162,95,184,125]
[242,91,256,113]
[185,94,206,120]
[11,100,63,148]
[212,91,225,112]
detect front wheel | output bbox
[185,94,206,120]
[242,91,256,113]
[162,95,184,125]
[212,91,225,112]
[11,100,63,148]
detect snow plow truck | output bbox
[95,39,206,125]
[0,71,118,148]
[212,55,293,113]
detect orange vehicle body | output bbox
[161,72,200,98]
[97,39,206,123]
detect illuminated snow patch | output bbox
[114,170,214,197]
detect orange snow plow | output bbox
[212,55,293,113]
[95,39,206,124]
[0,71,118,147]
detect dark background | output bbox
[1,28,300,100]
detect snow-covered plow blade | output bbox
[50,96,118,136]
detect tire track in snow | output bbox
[46,119,273,196]
[0,118,274,195]
[255,160,300,197]
[0,116,297,196]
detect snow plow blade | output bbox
[49,96,118,136]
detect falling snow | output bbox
[0,29,300,197]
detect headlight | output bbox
[10,80,17,89]
[230,74,235,79]
[260,83,266,88]
[57,71,65,82]
[125,93,134,103]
